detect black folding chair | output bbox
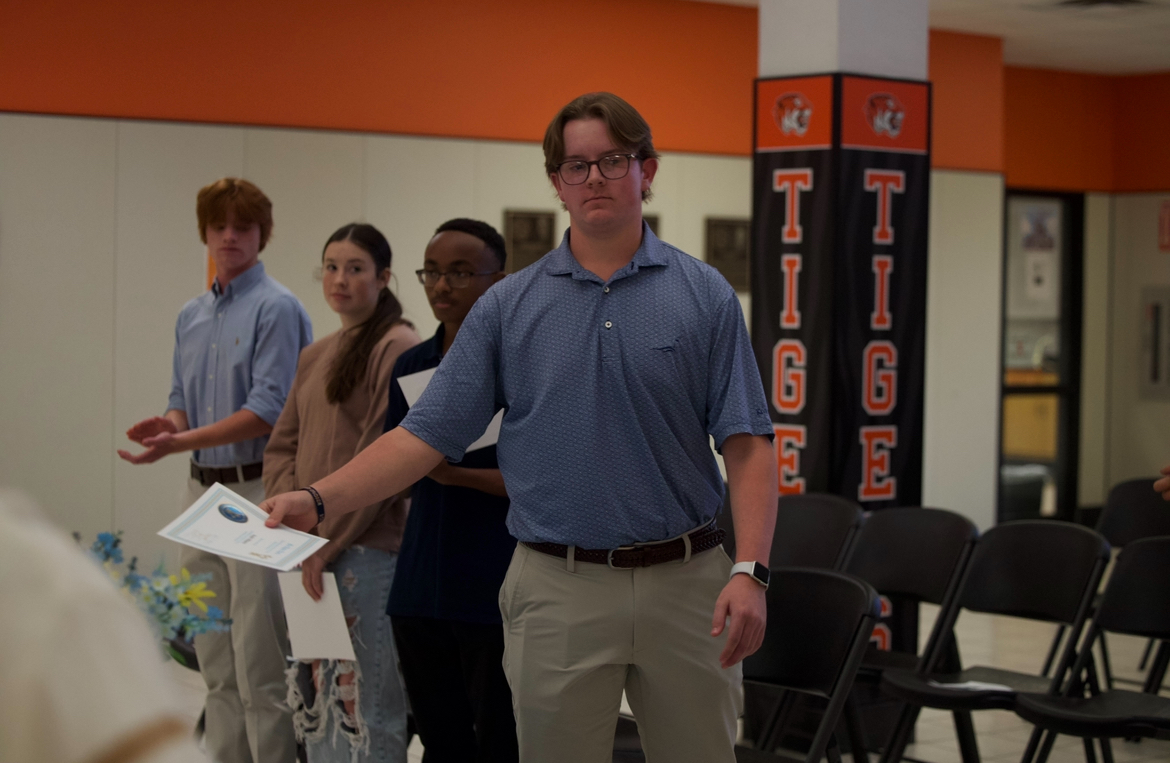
[736,493,865,748]
[878,520,1110,763]
[737,568,883,763]
[840,507,979,761]
[1042,478,1170,688]
[1015,536,1170,763]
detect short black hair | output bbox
[434,218,507,270]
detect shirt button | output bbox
[211,344,216,349]
[206,407,212,413]
[208,374,214,380]
[603,286,610,293]
[604,321,613,329]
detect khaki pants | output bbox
[181,477,296,763]
[499,540,742,763]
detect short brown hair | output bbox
[196,178,274,251]
[543,92,660,200]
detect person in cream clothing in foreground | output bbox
[260,93,778,763]
[0,489,207,763]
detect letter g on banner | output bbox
[772,339,806,414]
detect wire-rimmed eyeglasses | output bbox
[415,269,499,289]
[554,153,639,185]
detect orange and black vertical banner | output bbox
[752,73,930,510]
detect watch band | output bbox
[729,560,770,589]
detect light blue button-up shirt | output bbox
[168,261,312,468]
[401,225,772,549]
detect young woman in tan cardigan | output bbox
[264,223,420,763]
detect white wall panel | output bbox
[1108,193,1170,484]
[244,128,366,340]
[922,170,1005,530]
[112,120,245,569]
[1078,193,1112,507]
[0,114,117,537]
[364,135,478,339]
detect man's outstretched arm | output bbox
[261,427,444,531]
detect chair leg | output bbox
[1138,638,1155,672]
[1019,725,1046,763]
[843,697,869,763]
[826,733,844,763]
[1033,729,1058,763]
[1081,736,1098,763]
[952,710,981,763]
[1097,632,1114,691]
[1142,641,1170,694]
[1041,624,1066,677]
[1098,737,1114,763]
[877,703,921,763]
[760,689,795,752]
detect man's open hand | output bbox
[711,573,767,669]
[126,416,178,444]
[301,553,327,601]
[260,490,318,532]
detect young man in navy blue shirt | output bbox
[384,218,516,762]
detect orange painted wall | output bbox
[927,30,1004,173]
[1004,67,1116,192]
[0,0,758,156]
[1113,73,1170,192]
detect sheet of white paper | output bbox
[395,367,501,452]
[158,483,328,571]
[927,680,1013,692]
[278,572,356,661]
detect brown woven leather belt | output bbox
[190,460,264,487]
[523,523,725,569]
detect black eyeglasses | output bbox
[415,269,499,289]
[555,153,639,185]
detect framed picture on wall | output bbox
[503,210,557,273]
[705,217,750,292]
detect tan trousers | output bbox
[180,477,297,763]
[499,540,743,763]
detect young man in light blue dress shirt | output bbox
[261,95,778,763]
[120,178,312,763]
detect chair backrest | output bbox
[770,493,865,569]
[958,520,1109,625]
[1093,536,1170,640]
[1097,478,1170,548]
[742,567,881,763]
[845,506,978,605]
[743,568,881,697]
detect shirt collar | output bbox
[211,261,265,298]
[546,220,668,281]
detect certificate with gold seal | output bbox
[158,483,326,571]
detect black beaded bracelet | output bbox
[301,486,325,526]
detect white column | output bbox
[758,0,929,80]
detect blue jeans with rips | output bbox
[288,546,408,763]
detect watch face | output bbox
[753,562,770,585]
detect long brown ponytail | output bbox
[324,223,406,404]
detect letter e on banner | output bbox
[774,424,806,495]
[772,339,806,414]
[864,170,904,245]
[773,169,813,244]
[859,426,898,501]
[862,340,898,415]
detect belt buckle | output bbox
[606,545,638,569]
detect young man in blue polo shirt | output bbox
[385,218,516,762]
[120,178,312,763]
[262,93,778,763]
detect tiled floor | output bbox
[168,604,1170,762]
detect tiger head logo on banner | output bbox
[773,93,813,137]
[864,93,904,138]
